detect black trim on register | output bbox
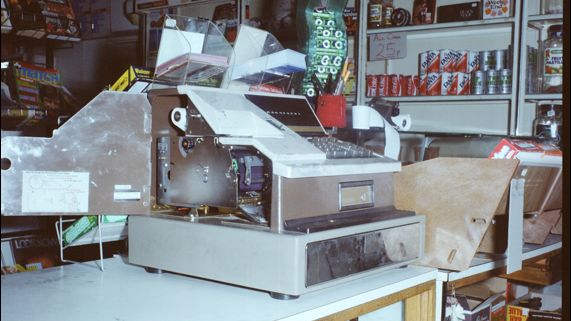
[283,207,416,233]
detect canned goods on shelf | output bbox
[500,69,512,94]
[457,72,471,95]
[480,50,496,71]
[440,49,456,73]
[426,50,440,73]
[455,50,468,73]
[441,72,457,95]
[494,49,506,70]
[486,69,499,94]
[378,74,389,97]
[426,72,442,96]
[471,70,486,95]
[388,74,401,96]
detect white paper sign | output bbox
[369,33,407,60]
[22,171,89,213]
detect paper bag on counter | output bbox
[394,157,518,271]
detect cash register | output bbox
[0,18,424,299]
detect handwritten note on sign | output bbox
[369,33,406,60]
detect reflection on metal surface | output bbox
[1,91,152,215]
[306,224,421,287]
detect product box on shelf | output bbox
[489,139,562,211]
[507,294,562,321]
[437,2,481,23]
[489,138,562,245]
[6,0,80,40]
[1,234,61,274]
[446,277,507,321]
[483,0,511,19]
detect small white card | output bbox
[22,171,89,213]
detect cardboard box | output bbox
[489,139,562,166]
[454,278,508,321]
[1,234,61,274]
[445,295,489,321]
[501,253,562,286]
[110,66,154,93]
[507,295,562,321]
[488,138,562,246]
[483,0,512,19]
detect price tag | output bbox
[369,33,406,60]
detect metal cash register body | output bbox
[130,86,425,299]
[0,19,424,299]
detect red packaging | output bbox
[419,52,428,76]
[316,94,347,128]
[426,50,440,73]
[441,72,457,95]
[418,75,427,96]
[467,50,480,73]
[404,76,416,96]
[400,75,410,96]
[455,50,468,72]
[388,74,401,96]
[366,74,378,97]
[457,72,470,95]
[378,74,389,96]
[412,75,420,96]
[439,49,456,72]
[426,72,441,96]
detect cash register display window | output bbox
[245,94,326,136]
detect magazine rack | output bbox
[55,216,128,271]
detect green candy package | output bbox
[297,0,348,99]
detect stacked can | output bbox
[474,49,511,94]
[365,74,420,97]
[418,49,476,96]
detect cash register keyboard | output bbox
[308,137,375,159]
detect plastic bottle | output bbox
[541,24,563,93]
[533,103,562,145]
[368,0,383,29]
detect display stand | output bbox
[54,216,128,271]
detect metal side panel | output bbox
[1,91,153,216]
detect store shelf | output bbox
[436,234,562,283]
[366,94,512,103]
[366,17,515,36]
[528,13,563,29]
[524,93,562,102]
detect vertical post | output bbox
[98,216,105,271]
[509,0,522,135]
[506,178,524,273]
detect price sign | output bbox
[369,33,406,60]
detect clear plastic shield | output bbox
[151,16,234,88]
[228,25,306,93]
